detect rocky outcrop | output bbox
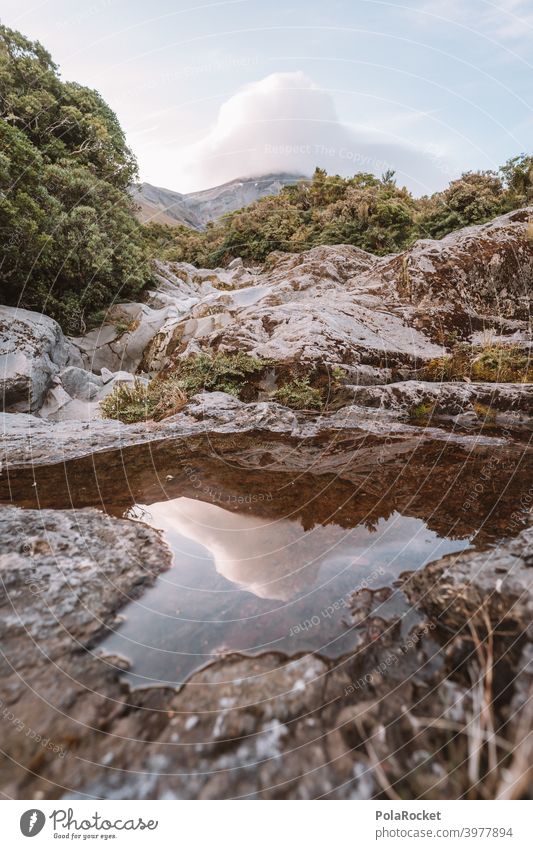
[345,380,533,430]
[0,307,79,413]
[404,524,533,633]
[0,390,510,469]
[138,209,532,380]
[4,209,531,422]
[386,208,533,320]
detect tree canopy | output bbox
[0,24,151,332]
[146,158,533,268]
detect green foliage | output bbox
[170,352,270,396]
[0,24,152,332]
[423,343,533,383]
[409,401,436,420]
[100,377,187,423]
[154,157,533,267]
[273,377,323,410]
[417,171,505,239]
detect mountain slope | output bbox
[131,173,305,230]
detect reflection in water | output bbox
[2,433,531,688]
[100,497,469,687]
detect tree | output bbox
[0,24,151,332]
[418,171,504,239]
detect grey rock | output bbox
[403,525,533,634]
[0,307,72,413]
[60,366,103,401]
[345,380,533,430]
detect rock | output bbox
[37,369,147,423]
[385,208,533,320]
[0,388,509,469]
[0,505,172,667]
[0,307,74,413]
[70,302,179,374]
[141,209,531,380]
[344,380,533,430]
[403,525,533,635]
[59,366,103,401]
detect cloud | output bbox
[173,71,457,194]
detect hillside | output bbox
[145,162,533,268]
[131,172,305,229]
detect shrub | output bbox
[100,377,187,423]
[423,344,533,383]
[273,377,323,410]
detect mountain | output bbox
[131,173,306,230]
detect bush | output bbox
[100,377,187,423]
[423,344,533,383]
[154,156,533,268]
[273,377,323,410]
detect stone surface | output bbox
[1,502,530,800]
[142,209,532,378]
[0,391,508,470]
[345,380,533,430]
[0,307,78,413]
[404,524,533,633]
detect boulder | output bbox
[70,302,178,374]
[0,306,76,413]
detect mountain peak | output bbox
[131,172,306,230]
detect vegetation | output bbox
[423,343,533,383]
[101,352,271,423]
[100,377,187,423]
[409,401,436,420]
[101,353,345,422]
[145,159,533,268]
[0,25,151,332]
[273,377,323,410]
[2,22,531,335]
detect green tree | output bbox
[0,24,151,332]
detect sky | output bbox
[1,0,532,195]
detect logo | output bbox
[20,809,46,837]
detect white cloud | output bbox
[172,71,457,194]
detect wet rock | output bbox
[403,525,533,634]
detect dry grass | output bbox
[349,607,531,800]
[100,377,187,423]
[424,343,533,384]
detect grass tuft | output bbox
[100,377,187,423]
[423,343,532,384]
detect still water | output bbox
[2,431,530,688]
